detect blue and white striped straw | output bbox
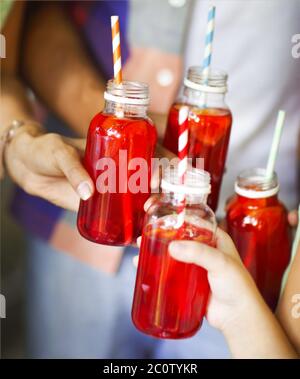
[202,6,216,82]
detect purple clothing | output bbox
[68,0,130,79]
[11,0,130,240]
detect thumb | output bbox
[54,145,94,201]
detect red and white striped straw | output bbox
[111,16,122,84]
[176,106,189,227]
[111,16,131,238]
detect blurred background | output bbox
[1,177,26,358]
[1,0,299,359]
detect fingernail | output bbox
[77,181,92,200]
[169,241,182,255]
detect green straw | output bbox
[280,205,300,294]
[266,110,286,179]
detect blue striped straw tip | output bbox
[208,6,216,20]
[202,56,211,67]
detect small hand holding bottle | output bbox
[169,228,297,358]
[135,227,297,358]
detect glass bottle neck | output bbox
[161,191,208,206]
[235,168,279,201]
[104,100,148,118]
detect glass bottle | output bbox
[77,80,157,246]
[163,66,232,212]
[226,168,291,310]
[132,166,216,339]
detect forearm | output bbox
[0,1,35,127]
[276,246,300,354]
[223,293,298,359]
[149,112,167,141]
[0,74,34,127]
[22,2,105,136]
[0,74,44,180]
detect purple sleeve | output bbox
[67,0,130,80]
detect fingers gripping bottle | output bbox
[77,80,157,246]
[226,168,291,311]
[163,67,232,212]
[132,167,217,339]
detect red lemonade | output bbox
[226,170,291,310]
[163,104,232,211]
[77,81,157,246]
[132,167,216,339]
[132,221,214,339]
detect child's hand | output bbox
[135,228,260,334]
[135,227,297,358]
[168,228,262,334]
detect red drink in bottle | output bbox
[226,168,291,310]
[77,81,157,246]
[163,67,232,211]
[132,167,216,339]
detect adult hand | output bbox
[4,125,94,211]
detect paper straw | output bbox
[176,106,189,228]
[266,110,286,179]
[111,16,130,239]
[202,6,216,81]
[111,16,122,84]
[200,6,216,107]
[280,205,300,294]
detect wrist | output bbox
[222,293,264,339]
[222,294,297,358]
[1,120,44,179]
[221,285,282,358]
[220,266,268,338]
[1,119,43,140]
[5,120,44,155]
[13,120,44,137]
